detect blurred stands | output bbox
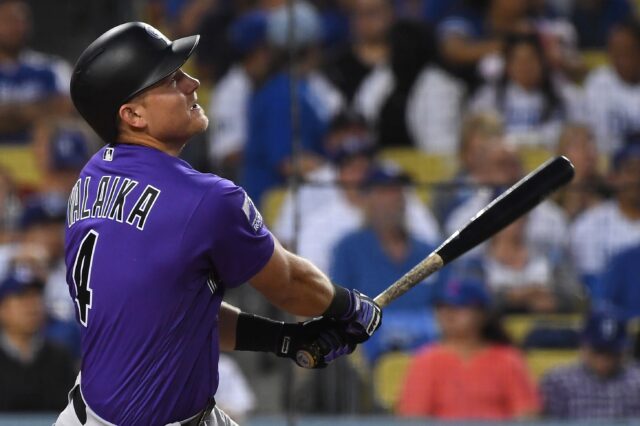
[3,0,640,422]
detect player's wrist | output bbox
[322,284,353,321]
[235,312,285,353]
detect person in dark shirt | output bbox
[323,0,394,105]
[540,306,640,419]
[0,267,76,412]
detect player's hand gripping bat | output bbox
[298,155,574,368]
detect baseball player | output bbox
[55,22,382,426]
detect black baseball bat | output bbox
[297,156,574,368]
[374,155,575,307]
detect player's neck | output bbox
[118,132,185,157]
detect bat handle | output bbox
[374,253,444,308]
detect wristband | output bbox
[235,312,284,352]
[322,284,352,320]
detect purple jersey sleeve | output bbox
[204,178,275,288]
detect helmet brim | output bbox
[126,34,200,102]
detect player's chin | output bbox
[190,112,209,133]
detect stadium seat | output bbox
[378,148,456,205]
[372,351,412,410]
[504,314,582,345]
[260,187,287,228]
[516,146,554,173]
[581,50,608,71]
[525,349,578,380]
[0,145,42,189]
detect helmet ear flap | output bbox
[70,22,199,144]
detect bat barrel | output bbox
[435,156,574,265]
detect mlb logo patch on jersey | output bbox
[241,192,263,233]
[103,147,114,162]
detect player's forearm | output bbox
[249,242,335,317]
[274,253,335,317]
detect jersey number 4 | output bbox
[73,230,99,327]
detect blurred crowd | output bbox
[2,0,640,422]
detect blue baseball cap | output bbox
[50,128,91,171]
[332,135,375,165]
[582,306,628,353]
[0,268,44,303]
[612,141,640,170]
[20,193,67,230]
[433,278,491,308]
[229,11,268,55]
[363,163,411,188]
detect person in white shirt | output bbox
[583,21,640,155]
[432,111,504,224]
[446,140,568,257]
[480,215,580,313]
[215,355,256,424]
[274,115,439,274]
[469,33,583,149]
[570,144,640,293]
[207,11,271,178]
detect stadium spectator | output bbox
[469,33,581,148]
[398,278,539,419]
[553,124,607,220]
[0,168,20,290]
[570,0,634,50]
[329,164,442,361]
[275,116,439,274]
[599,244,640,319]
[584,20,640,155]
[215,354,256,423]
[0,267,76,412]
[432,111,504,225]
[323,0,393,106]
[457,215,580,313]
[241,1,344,205]
[352,19,436,148]
[0,169,20,247]
[0,0,73,145]
[436,0,530,88]
[527,0,586,82]
[207,11,272,180]
[392,0,459,24]
[540,306,640,419]
[19,193,79,357]
[404,62,466,155]
[32,117,99,194]
[570,144,640,294]
[311,1,350,54]
[446,140,568,258]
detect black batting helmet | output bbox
[70,22,199,143]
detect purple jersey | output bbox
[64,143,274,425]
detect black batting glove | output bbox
[323,287,383,343]
[276,317,355,369]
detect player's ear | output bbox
[118,103,147,130]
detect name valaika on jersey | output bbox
[67,176,161,230]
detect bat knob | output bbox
[296,344,324,369]
[296,350,315,368]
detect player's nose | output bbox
[182,72,200,94]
